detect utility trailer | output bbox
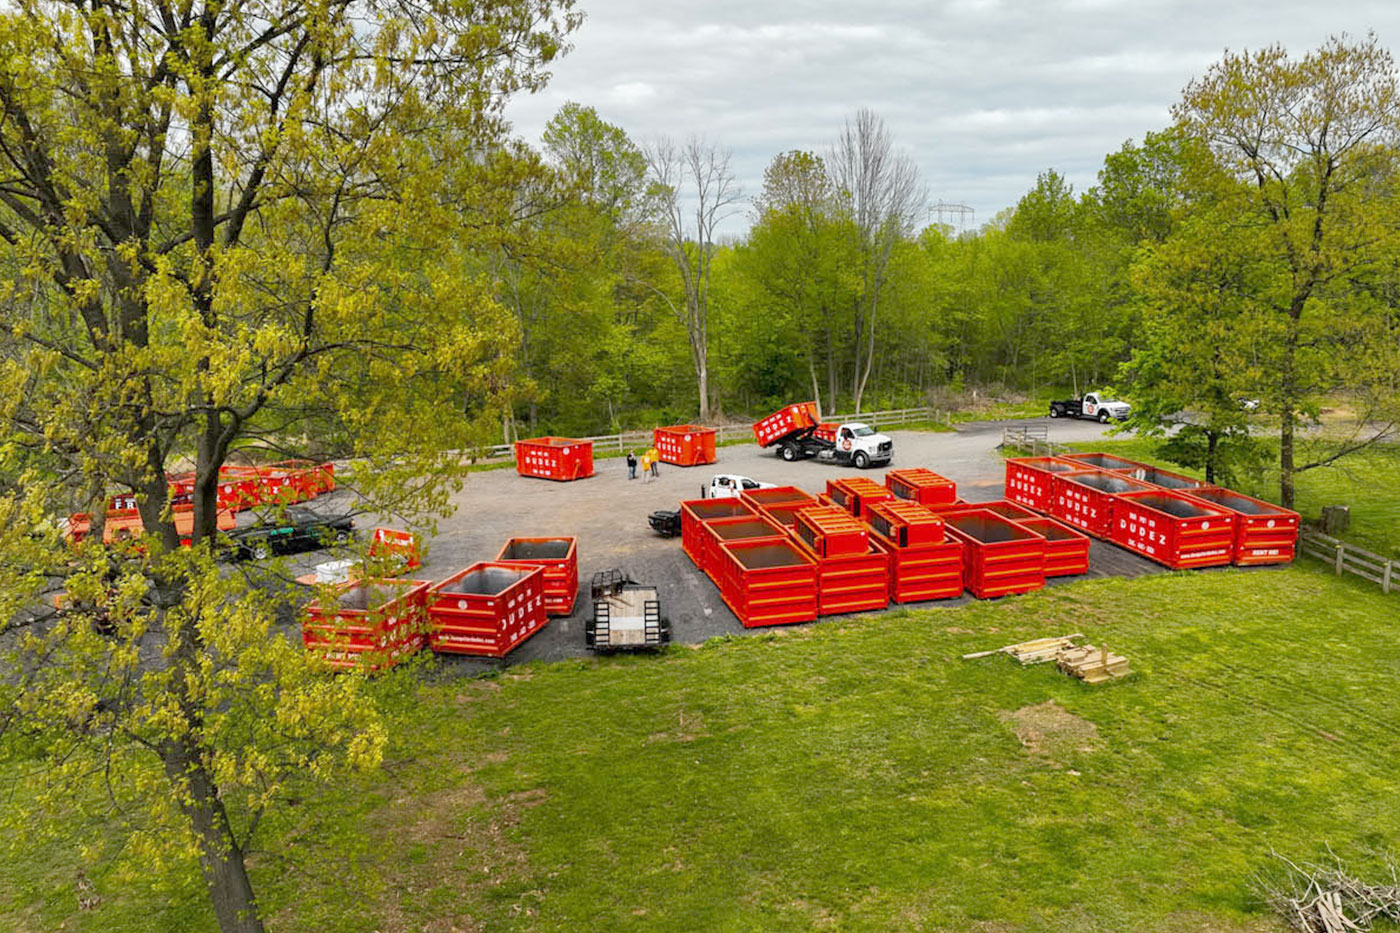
[751,402,893,469]
[586,569,669,652]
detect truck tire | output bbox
[1048,406,1060,418]
[854,451,869,469]
[1098,410,1110,424]
[780,443,798,462]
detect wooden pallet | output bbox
[962,634,1083,664]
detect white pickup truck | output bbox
[1048,392,1131,423]
[705,474,776,499]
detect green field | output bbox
[1066,437,1400,560]
[6,567,1400,932]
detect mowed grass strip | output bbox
[6,568,1399,931]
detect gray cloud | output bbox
[506,1,1400,233]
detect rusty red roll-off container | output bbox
[1003,456,1086,512]
[680,498,754,566]
[715,537,819,627]
[515,437,595,482]
[425,562,548,657]
[752,401,821,447]
[1110,490,1236,569]
[1013,517,1091,577]
[654,424,717,467]
[302,577,431,671]
[943,510,1047,599]
[1050,469,1157,538]
[826,477,894,520]
[865,500,963,602]
[1184,487,1299,566]
[698,515,787,582]
[495,536,579,616]
[884,467,958,507]
[789,505,888,615]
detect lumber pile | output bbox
[1056,644,1130,684]
[961,634,1083,663]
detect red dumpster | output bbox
[1051,469,1157,538]
[217,466,267,512]
[515,437,595,482]
[1060,451,1147,472]
[680,498,754,565]
[699,515,786,582]
[869,534,964,602]
[826,477,893,519]
[1184,487,1299,566]
[369,527,422,573]
[752,401,820,447]
[166,471,197,508]
[654,424,717,467]
[867,500,944,547]
[812,422,839,444]
[715,537,818,628]
[740,484,818,513]
[1003,456,1086,512]
[1118,464,1207,492]
[792,505,870,558]
[1014,517,1090,577]
[495,537,579,616]
[943,510,1047,599]
[1110,490,1236,569]
[885,467,957,507]
[955,499,1040,523]
[761,500,816,530]
[302,577,430,671]
[425,562,547,656]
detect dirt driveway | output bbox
[412,417,1159,672]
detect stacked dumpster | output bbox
[885,468,957,507]
[790,506,888,615]
[865,500,964,602]
[1004,452,1298,568]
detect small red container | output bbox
[812,422,840,444]
[1185,487,1299,566]
[826,477,894,519]
[425,562,547,656]
[866,500,945,547]
[369,527,422,573]
[943,510,1047,599]
[792,540,889,615]
[302,577,430,671]
[1051,469,1158,538]
[715,538,818,628]
[699,515,787,582]
[680,498,754,565]
[885,468,957,507]
[515,437,595,482]
[870,535,964,602]
[1003,457,1086,512]
[495,537,579,616]
[740,485,818,512]
[1110,490,1236,569]
[654,424,717,467]
[1015,517,1091,577]
[752,402,820,447]
[792,505,870,559]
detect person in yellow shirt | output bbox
[639,451,653,482]
[646,446,660,478]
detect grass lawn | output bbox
[6,566,1400,931]
[1064,437,1400,560]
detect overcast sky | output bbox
[505,1,1400,236]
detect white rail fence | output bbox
[476,407,949,461]
[1299,530,1397,595]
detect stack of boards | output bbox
[963,634,1131,684]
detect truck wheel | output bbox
[252,541,270,560]
[854,451,869,469]
[780,444,798,462]
[1098,411,1110,424]
[1048,407,1060,418]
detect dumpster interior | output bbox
[336,583,409,611]
[440,566,531,596]
[944,513,1037,543]
[1069,453,1141,470]
[712,519,782,541]
[500,539,571,560]
[1018,519,1080,541]
[730,542,808,570]
[1071,473,1148,494]
[1128,494,1216,519]
[688,499,751,520]
[1184,488,1277,515]
[1124,468,1201,489]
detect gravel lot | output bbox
[400,417,1160,672]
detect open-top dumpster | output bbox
[1051,469,1157,537]
[425,562,547,657]
[698,515,787,582]
[495,536,579,616]
[1110,490,1236,569]
[884,467,957,507]
[826,477,894,519]
[715,537,818,628]
[1014,517,1091,577]
[515,436,595,482]
[302,577,430,671]
[1003,456,1085,512]
[680,497,754,565]
[943,509,1047,599]
[654,424,717,466]
[1060,451,1147,472]
[1184,487,1299,566]
[752,402,820,447]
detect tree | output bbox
[1171,34,1400,506]
[0,0,578,929]
[644,137,740,421]
[828,109,925,413]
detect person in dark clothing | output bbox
[626,451,638,480]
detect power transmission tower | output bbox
[928,200,974,236]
